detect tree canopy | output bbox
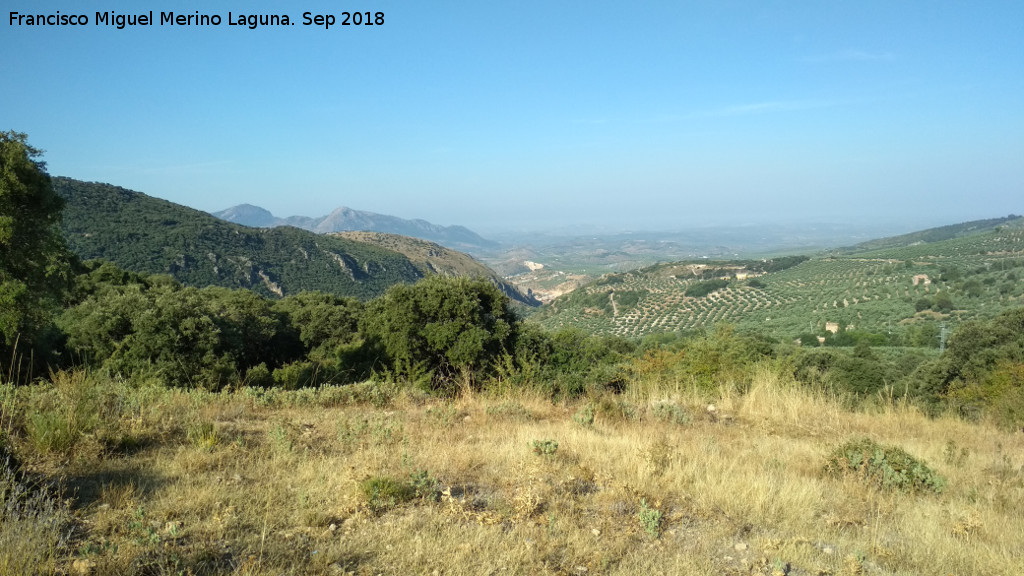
[0,132,71,352]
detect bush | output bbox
[638,499,662,538]
[361,276,517,394]
[824,438,946,494]
[60,283,297,389]
[359,475,415,513]
[652,401,690,425]
[572,404,595,427]
[530,439,559,457]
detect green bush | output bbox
[638,498,662,538]
[359,475,415,512]
[361,276,517,394]
[60,283,297,389]
[530,439,559,457]
[408,469,441,501]
[824,437,946,494]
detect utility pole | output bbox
[939,323,949,353]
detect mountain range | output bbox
[211,204,498,252]
[54,178,535,304]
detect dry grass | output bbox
[1,368,1022,575]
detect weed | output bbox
[530,439,559,457]
[359,475,415,513]
[595,396,639,422]
[409,469,441,501]
[485,401,535,420]
[425,404,460,427]
[645,438,676,476]
[652,401,690,425]
[572,403,595,427]
[824,437,946,494]
[268,424,293,454]
[943,439,969,468]
[638,498,662,538]
[186,421,219,451]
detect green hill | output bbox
[535,222,1024,342]
[836,215,1023,255]
[55,177,427,299]
[332,231,539,306]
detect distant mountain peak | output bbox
[211,204,498,252]
[211,204,277,228]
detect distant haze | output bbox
[3,1,1021,232]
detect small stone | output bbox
[724,555,734,562]
[329,523,338,532]
[706,404,717,413]
[734,542,748,552]
[822,546,834,555]
[592,528,601,536]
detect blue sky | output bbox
[3,1,1022,232]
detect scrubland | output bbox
[3,366,1022,576]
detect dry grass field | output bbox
[2,367,1023,575]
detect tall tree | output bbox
[0,132,70,353]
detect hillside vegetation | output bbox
[56,178,526,301]
[56,178,424,299]
[536,219,1024,342]
[3,135,1023,575]
[332,231,539,306]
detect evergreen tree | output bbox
[0,132,71,355]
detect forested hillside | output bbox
[333,231,539,306]
[56,178,432,299]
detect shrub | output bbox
[652,402,690,425]
[408,469,441,501]
[361,276,517,394]
[530,439,559,457]
[824,437,946,494]
[638,499,662,538]
[572,403,595,427]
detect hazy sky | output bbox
[3,1,1022,232]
